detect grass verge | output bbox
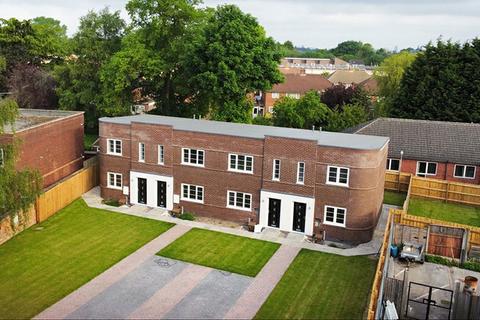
[384,190,407,206]
[157,228,279,277]
[0,199,173,319]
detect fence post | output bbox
[446,181,450,203]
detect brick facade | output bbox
[99,115,388,244]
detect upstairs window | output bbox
[158,145,164,165]
[182,148,204,166]
[386,158,400,171]
[229,154,253,173]
[272,159,281,181]
[297,162,305,184]
[227,191,252,211]
[271,92,280,99]
[417,161,437,177]
[286,93,301,99]
[327,166,349,186]
[107,139,122,156]
[324,205,346,227]
[139,142,145,162]
[454,164,475,179]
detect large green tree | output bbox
[54,8,125,131]
[391,39,480,122]
[188,4,283,122]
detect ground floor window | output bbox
[386,158,400,171]
[227,191,252,211]
[416,161,437,177]
[107,172,122,190]
[323,205,346,227]
[181,183,204,203]
[454,164,476,179]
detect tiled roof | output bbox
[328,70,371,85]
[268,74,332,94]
[358,77,379,95]
[351,117,480,165]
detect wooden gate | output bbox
[427,225,464,259]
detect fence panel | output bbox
[385,171,411,193]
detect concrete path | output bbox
[35,224,191,320]
[224,245,301,319]
[83,187,390,256]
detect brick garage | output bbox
[99,115,388,244]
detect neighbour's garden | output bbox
[0,199,173,319]
[384,190,407,206]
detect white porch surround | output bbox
[130,171,174,210]
[259,190,315,236]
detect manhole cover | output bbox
[219,270,232,276]
[155,258,176,268]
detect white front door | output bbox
[130,171,174,210]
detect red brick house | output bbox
[350,118,480,184]
[0,109,85,188]
[99,115,389,244]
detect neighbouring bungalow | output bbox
[348,118,480,184]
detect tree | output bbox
[391,39,480,122]
[321,84,370,110]
[374,51,416,114]
[54,8,125,131]
[326,104,369,132]
[30,17,69,61]
[188,4,283,122]
[272,97,304,128]
[0,98,42,218]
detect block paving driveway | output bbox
[35,225,299,319]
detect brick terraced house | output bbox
[99,115,389,244]
[0,109,84,188]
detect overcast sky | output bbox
[1,0,479,50]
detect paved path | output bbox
[35,224,191,320]
[83,187,391,256]
[224,245,300,319]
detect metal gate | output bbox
[406,282,453,319]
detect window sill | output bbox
[323,221,346,228]
[181,162,205,168]
[106,152,122,156]
[227,205,252,212]
[228,169,254,175]
[181,198,204,204]
[326,182,349,188]
[453,175,475,179]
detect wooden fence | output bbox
[36,158,99,222]
[385,171,411,193]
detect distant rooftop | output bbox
[328,70,371,85]
[4,109,83,133]
[100,114,389,150]
[268,73,333,94]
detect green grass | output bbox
[384,190,407,206]
[0,199,173,319]
[83,134,98,150]
[408,197,480,227]
[255,249,376,319]
[157,228,279,277]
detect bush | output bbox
[463,260,480,272]
[178,212,195,221]
[102,199,121,207]
[425,254,459,267]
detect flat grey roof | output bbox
[100,115,388,150]
[4,109,83,133]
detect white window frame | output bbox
[286,93,300,99]
[271,92,280,99]
[326,165,349,187]
[107,172,122,190]
[181,148,205,167]
[107,139,122,156]
[454,164,476,179]
[386,158,400,171]
[181,183,204,203]
[272,159,281,181]
[416,161,437,177]
[0,148,4,167]
[139,142,145,162]
[228,154,254,174]
[226,190,252,212]
[297,162,305,184]
[323,205,347,228]
[268,106,274,113]
[158,145,164,165]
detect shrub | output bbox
[178,212,195,221]
[103,199,121,207]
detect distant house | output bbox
[279,57,351,75]
[358,77,379,102]
[327,70,372,87]
[348,118,480,184]
[260,74,332,116]
[0,109,84,188]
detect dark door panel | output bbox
[292,202,306,233]
[157,181,167,208]
[268,198,281,228]
[138,178,147,204]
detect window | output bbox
[386,158,400,171]
[107,172,122,190]
[286,93,300,99]
[107,139,122,156]
[327,166,349,186]
[158,145,164,165]
[0,148,4,167]
[139,142,145,162]
[297,162,305,184]
[229,154,253,173]
[324,206,346,227]
[454,164,476,179]
[227,191,252,211]
[416,161,437,177]
[182,148,204,166]
[272,159,281,181]
[181,184,204,203]
[271,92,280,99]
[268,106,274,113]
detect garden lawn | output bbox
[83,134,98,150]
[384,191,407,206]
[255,249,376,319]
[408,197,480,227]
[157,228,279,277]
[0,199,173,319]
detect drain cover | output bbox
[155,258,176,268]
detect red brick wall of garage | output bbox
[3,113,85,188]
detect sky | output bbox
[1,0,479,50]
